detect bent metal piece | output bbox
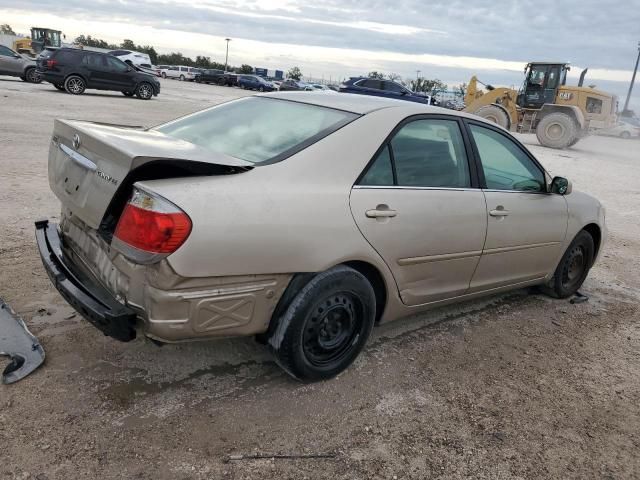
[0,297,45,384]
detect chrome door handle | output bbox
[366,208,397,218]
[489,208,510,217]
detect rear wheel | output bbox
[268,266,376,381]
[64,75,85,95]
[179,74,185,81]
[536,112,578,149]
[24,67,41,83]
[217,78,226,86]
[540,230,595,299]
[473,105,510,129]
[161,72,166,79]
[620,131,631,139]
[135,82,153,100]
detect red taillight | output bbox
[46,59,57,69]
[113,188,191,262]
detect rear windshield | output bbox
[154,97,358,164]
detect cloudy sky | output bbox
[2,0,639,109]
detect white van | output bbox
[162,65,198,81]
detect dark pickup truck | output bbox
[195,69,237,86]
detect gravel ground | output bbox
[0,77,638,480]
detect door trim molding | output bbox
[483,241,560,256]
[398,250,482,266]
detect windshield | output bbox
[155,97,358,164]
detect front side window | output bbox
[0,45,15,57]
[469,124,545,192]
[107,56,128,72]
[383,81,404,93]
[155,97,358,164]
[359,119,471,188]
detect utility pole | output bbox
[224,38,231,72]
[416,69,421,80]
[623,41,640,114]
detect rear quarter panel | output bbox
[139,107,418,280]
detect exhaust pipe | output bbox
[578,68,588,87]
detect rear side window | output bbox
[359,119,470,188]
[155,97,359,164]
[82,53,106,68]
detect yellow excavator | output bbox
[13,27,63,57]
[464,62,617,149]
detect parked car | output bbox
[237,75,275,91]
[279,79,313,91]
[311,84,332,91]
[107,49,152,68]
[162,65,198,81]
[0,44,41,83]
[37,48,160,99]
[597,119,640,139]
[195,69,227,85]
[340,77,435,104]
[36,92,605,381]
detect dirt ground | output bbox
[0,77,638,480]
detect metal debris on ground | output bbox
[0,297,45,384]
[570,292,589,304]
[226,453,336,462]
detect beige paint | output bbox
[48,93,606,342]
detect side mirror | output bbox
[550,176,572,195]
[13,54,21,58]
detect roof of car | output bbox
[260,91,439,114]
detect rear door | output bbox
[81,53,111,89]
[350,115,487,305]
[466,121,568,291]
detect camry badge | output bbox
[72,134,81,150]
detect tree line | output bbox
[74,35,254,73]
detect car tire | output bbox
[53,84,65,91]
[161,72,166,79]
[268,265,376,381]
[122,91,135,97]
[473,105,510,129]
[179,74,185,81]
[217,78,226,86]
[536,112,578,149]
[135,82,154,100]
[64,75,86,95]
[620,131,631,139]
[24,67,42,84]
[259,86,265,92]
[540,230,595,299]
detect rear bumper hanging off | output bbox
[35,219,137,342]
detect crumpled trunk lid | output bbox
[48,119,252,230]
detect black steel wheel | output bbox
[268,266,376,381]
[135,82,153,100]
[541,230,595,298]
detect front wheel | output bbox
[541,230,595,299]
[536,112,578,149]
[268,266,376,381]
[24,67,42,83]
[620,131,631,139]
[179,74,185,81]
[259,86,265,92]
[64,75,86,95]
[135,82,154,100]
[161,72,167,79]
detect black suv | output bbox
[37,48,160,99]
[195,69,226,85]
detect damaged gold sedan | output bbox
[36,92,605,380]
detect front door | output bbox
[104,56,135,90]
[350,116,487,306]
[0,45,25,75]
[466,122,568,291]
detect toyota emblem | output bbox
[72,134,81,150]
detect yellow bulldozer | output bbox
[13,27,63,57]
[464,62,617,149]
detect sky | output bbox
[2,0,640,110]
